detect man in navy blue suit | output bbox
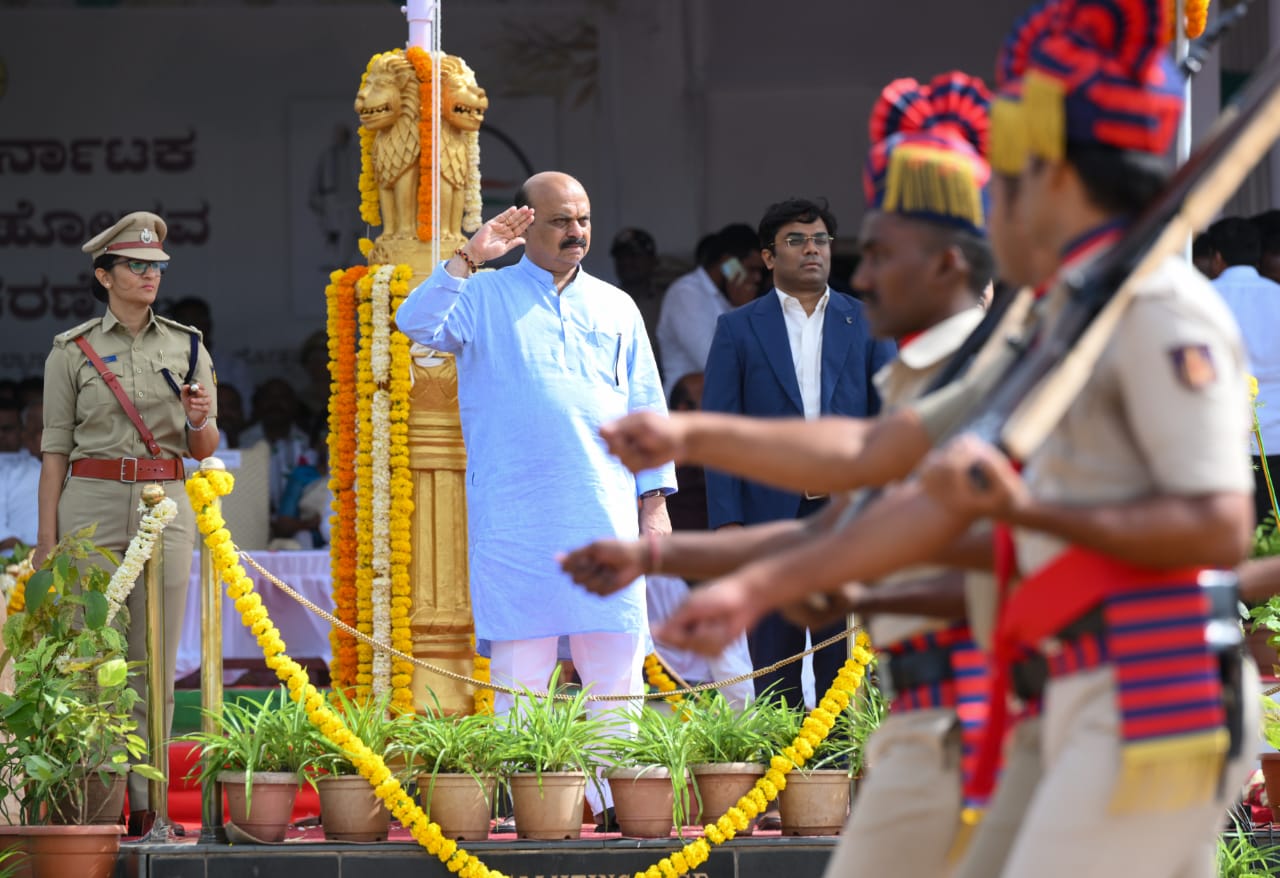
[702,197,895,711]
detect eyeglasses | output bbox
[777,233,834,249]
[113,259,169,276]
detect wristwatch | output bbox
[639,488,665,500]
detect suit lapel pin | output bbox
[845,316,853,324]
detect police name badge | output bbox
[1169,344,1216,390]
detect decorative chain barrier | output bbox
[238,548,862,703]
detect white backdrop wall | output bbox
[0,0,1265,388]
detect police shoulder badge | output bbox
[140,228,154,244]
[1169,344,1217,390]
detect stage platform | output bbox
[117,826,837,878]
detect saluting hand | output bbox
[600,412,690,473]
[462,206,536,265]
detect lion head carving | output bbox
[354,52,420,190]
[439,56,488,134]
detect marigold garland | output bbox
[388,264,416,712]
[643,652,685,712]
[473,652,494,716]
[3,557,34,615]
[357,54,383,228]
[1168,0,1210,39]
[327,265,367,691]
[369,264,395,698]
[355,270,377,699]
[406,47,435,243]
[188,469,873,878]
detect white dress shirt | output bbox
[776,287,830,419]
[656,267,730,397]
[1212,264,1280,452]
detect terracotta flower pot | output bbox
[218,770,299,843]
[509,771,587,840]
[0,823,124,878]
[1261,753,1280,822]
[607,766,677,838]
[317,775,390,842]
[689,763,765,836]
[50,767,128,825]
[776,769,851,836]
[417,772,496,842]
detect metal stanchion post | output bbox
[197,457,227,844]
[140,483,178,842]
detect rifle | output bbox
[962,45,1280,463]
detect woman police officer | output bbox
[34,211,217,833]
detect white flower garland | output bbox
[104,497,179,626]
[0,557,32,606]
[463,130,482,233]
[369,264,395,695]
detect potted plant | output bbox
[500,669,606,840]
[399,707,505,841]
[307,688,415,842]
[775,680,886,836]
[182,687,316,843]
[603,704,697,838]
[0,528,164,878]
[683,692,792,835]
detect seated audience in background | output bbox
[273,425,329,548]
[0,399,39,551]
[168,296,255,399]
[16,377,42,411]
[240,378,317,519]
[296,330,331,436]
[21,401,41,460]
[611,228,665,361]
[216,383,247,449]
[657,224,766,397]
[1253,209,1280,285]
[1206,216,1280,527]
[0,381,16,405]
[0,400,20,454]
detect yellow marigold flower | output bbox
[705,824,725,844]
[770,755,792,773]
[670,852,689,873]
[658,859,677,878]
[646,866,663,878]
[727,807,749,830]
[764,768,788,790]
[747,787,768,811]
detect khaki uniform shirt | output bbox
[864,307,988,646]
[912,256,1252,578]
[42,308,217,461]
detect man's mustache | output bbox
[561,237,588,249]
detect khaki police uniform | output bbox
[826,307,1008,878]
[41,212,217,810]
[916,256,1258,878]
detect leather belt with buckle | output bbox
[70,457,185,483]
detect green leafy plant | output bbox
[603,704,698,832]
[306,688,415,779]
[772,678,886,778]
[1252,516,1280,560]
[1260,694,1280,752]
[684,690,793,765]
[499,668,607,792]
[0,527,161,825]
[398,706,506,814]
[1217,816,1280,877]
[181,687,317,815]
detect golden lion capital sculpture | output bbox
[353,50,488,262]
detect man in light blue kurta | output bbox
[396,172,675,823]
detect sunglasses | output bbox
[113,259,169,276]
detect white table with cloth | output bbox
[175,549,334,682]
